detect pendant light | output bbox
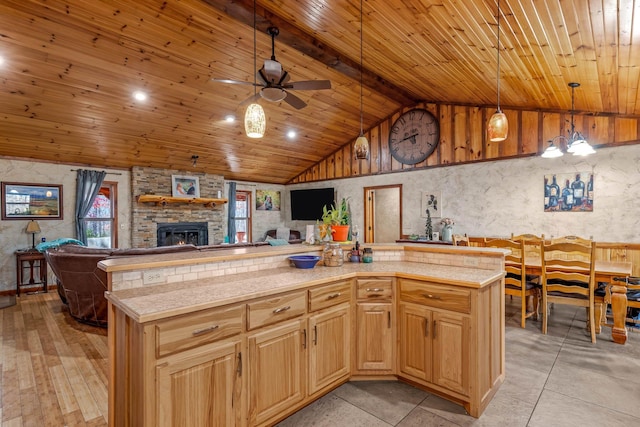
[487,0,508,142]
[541,82,595,158]
[244,0,265,138]
[353,0,370,160]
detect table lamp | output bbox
[26,220,41,249]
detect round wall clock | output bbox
[388,108,439,165]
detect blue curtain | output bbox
[75,169,106,244]
[227,182,237,243]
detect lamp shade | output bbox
[244,103,265,138]
[541,142,563,158]
[26,220,41,234]
[354,135,370,160]
[487,110,508,142]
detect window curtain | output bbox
[227,182,237,243]
[75,169,106,244]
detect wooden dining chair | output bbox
[465,235,487,247]
[550,235,592,245]
[486,238,539,328]
[452,234,468,246]
[541,241,597,343]
[596,276,640,331]
[511,233,545,258]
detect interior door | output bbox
[364,185,402,243]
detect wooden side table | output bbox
[15,249,48,296]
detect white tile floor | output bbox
[277,298,640,427]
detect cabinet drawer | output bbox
[156,304,245,358]
[399,280,471,314]
[308,280,352,312]
[357,278,393,300]
[247,291,307,330]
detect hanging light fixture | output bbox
[487,0,508,142]
[244,0,265,138]
[542,82,595,158]
[353,0,370,160]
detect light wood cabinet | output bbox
[355,278,394,374]
[156,338,242,427]
[308,304,351,395]
[248,318,307,426]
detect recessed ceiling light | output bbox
[287,130,297,139]
[225,115,236,123]
[0,56,5,66]
[133,91,147,101]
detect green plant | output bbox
[322,198,350,226]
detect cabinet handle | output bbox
[387,311,391,328]
[273,306,291,314]
[366,288,384,292]
[422,293,441,300]
[192,325,219,336]
[313,325,318,345]
[236,352,242,376]
[433,320,437,339]
[327,292,341,299]
[302,328,307,349]
[425,318,429,337]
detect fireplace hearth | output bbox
[157,222,208,247]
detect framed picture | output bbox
[421,191,441,218]
[2,182,63,220]
[544,172,593,212]
[171,175,200,198]
[256,190,281,211]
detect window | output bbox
[85,182,118,248]
[234,191,251,243]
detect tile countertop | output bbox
[105,260,505,324]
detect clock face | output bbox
[389,109,439,165]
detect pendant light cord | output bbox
[253,0,257,98]
[359,0,364,135]
[496,0,501,111]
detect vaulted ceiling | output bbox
[1,0,639,184]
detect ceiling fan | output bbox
[213,26,331,110]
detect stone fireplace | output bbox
[131,166,225,248]
[157,222,208,246]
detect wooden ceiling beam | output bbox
[202,0,420,107]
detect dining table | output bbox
[524,257,633,344]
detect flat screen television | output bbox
[290,188,335,221]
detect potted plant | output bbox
[322,198,350,241]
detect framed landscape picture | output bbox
[171,175,200,198]
[1,182,63,220]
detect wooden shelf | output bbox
[136,194,228,208]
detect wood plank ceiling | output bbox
[1,0,639,184]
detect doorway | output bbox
[364,184,402,243]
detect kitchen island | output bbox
[101,243,506,426]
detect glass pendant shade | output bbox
[487,110,508,142]
[244,103,265,138]
[354,134,370,160]
[541,141,563,158]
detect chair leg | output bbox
[588,303,596,343]
[532,289,540,321]
[541,292,548,334]
[594,303,603,334]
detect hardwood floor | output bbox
[0,292,108,426]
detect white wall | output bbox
[0,159,131,292]
[286,144,640,243]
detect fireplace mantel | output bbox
[136,194,228,208]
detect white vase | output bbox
[442,225,453,242]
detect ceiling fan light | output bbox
[244,103,265,138]
[488,110,508,142]
[261,87,287,102]
[354,135,370,160]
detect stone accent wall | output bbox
[131,166,225,248]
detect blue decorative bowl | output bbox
[288,255,321,269]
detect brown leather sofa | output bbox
[44,244,199,327]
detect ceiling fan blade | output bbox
[212,78,260,87]
[238,92,261,107]
[283,92,307,110]
[286,80,332,90]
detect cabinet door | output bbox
[432,311,470,396]
[248,319,306,426]
[156,339,242,427]
[308,304,351,395]
[398,302,432,382]
[356,302,393,372]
